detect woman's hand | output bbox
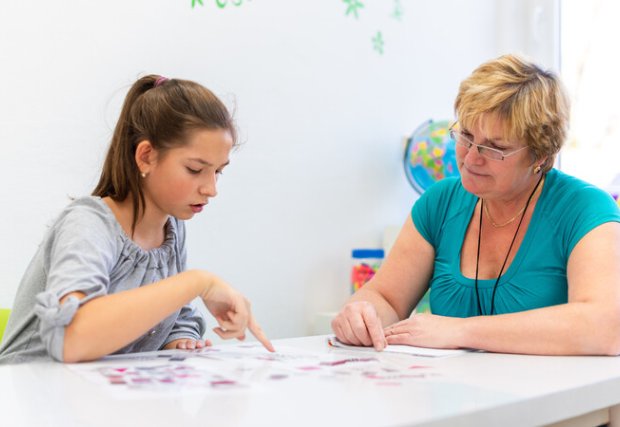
[331,301,387,351]
[200,274,274,352]
[163,338,213,350]
[384,313,462,349]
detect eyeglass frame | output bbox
[449,125,528,161]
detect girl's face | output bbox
[143,128,233,220]
[456,114,536,201]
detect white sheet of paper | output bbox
[327,336,469,358]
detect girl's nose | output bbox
[199,174,218,197]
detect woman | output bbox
[332,54,620,355]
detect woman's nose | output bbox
[464,144,485,163]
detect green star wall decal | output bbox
[372,31,384,54]
[343,0,364,19]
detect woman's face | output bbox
[143,128,233,221]
[456,114,537,201]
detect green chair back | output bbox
[0,309,11,344]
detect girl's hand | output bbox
[200,275,275,352]
[384,313,461,349]
[163,338,212,350]
[331,301,387,351]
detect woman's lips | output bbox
[462,166,486,177]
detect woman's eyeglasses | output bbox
[449,128,527,161]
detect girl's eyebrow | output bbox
[188,158,230,167]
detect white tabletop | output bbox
[2,335,620,427]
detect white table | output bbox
[2,335,620,427]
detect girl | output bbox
[0,75,273,363]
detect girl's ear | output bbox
[135,140,157,175]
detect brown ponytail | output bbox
[92,75,237,234]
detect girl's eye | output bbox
[186,167,201,175]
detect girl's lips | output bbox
[190,204,204,213]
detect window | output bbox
[560,1,620,196]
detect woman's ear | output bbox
[539,156,550,172]
[135,140,157,176]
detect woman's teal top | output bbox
[411,168,620,317]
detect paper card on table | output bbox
[327,336,468,358]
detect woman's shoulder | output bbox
[412,177,473,229]
[421,176,472,206]
[546,169,618,208]
[543,169,620,238]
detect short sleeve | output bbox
[35,203,118,361]
[561,185,620,256]
[411,177,464,247]
[411,187,433,245]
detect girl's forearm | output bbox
[62,269,212,362]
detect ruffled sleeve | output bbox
[34,200,117,361]
[34,293,78,361]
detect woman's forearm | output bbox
[459,302,620,355]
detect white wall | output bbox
[0,0,557,342]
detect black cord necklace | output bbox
[474,174,544,316]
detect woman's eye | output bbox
[186,167,201,175]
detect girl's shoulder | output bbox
[49,196,122,240]
[60,196,116,223]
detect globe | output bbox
[403,119,460,194]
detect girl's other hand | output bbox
[163,338,213,350]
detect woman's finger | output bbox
[338,313,364,346]
[349,312,374,347]
[384,318,414,336]
[385,333,413,346]
[361,306,386,350]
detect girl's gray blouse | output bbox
[0,196,206,363]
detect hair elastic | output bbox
[154,76,169,87]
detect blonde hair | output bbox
[454,54,570,172]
